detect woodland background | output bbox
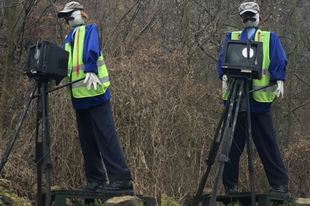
[0,0,310,205]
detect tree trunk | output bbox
[0,3,16,135]
[286,0,300,146]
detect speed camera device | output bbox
[221,40,263,80]
[24,40,69,79]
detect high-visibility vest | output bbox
[65,25,110,99]
[222,29,276,102]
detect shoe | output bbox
[99,180,133,192]
[268,185,289,197]
[80,181,106,191]
[225,185,238,195]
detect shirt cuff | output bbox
[84,63,98,74]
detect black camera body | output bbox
[24,40,69,80]
[221,40,263,80]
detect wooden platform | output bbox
[46,190,156,206]
[201,192,293,206]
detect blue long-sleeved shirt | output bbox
[58,24,111,110]
[217,27,287,113]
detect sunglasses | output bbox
[243,18,256,23]
[64,16,74,21]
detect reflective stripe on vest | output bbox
[222,30,276,102]
[65,26,110,99]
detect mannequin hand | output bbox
[275,80,284,98]
[222,74,228,93]
[83,72,102,90]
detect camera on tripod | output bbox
[0,40,71,206]
[24,40,69,80]
[221,40,263,80]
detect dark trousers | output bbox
[222,111,289,188]
[76,100,131,182]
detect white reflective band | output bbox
[261,69,270,75]
[252,85,276,92]
[72,64,85,73]
[72,76,109,88]
[71,59,105,73]
[97,59,105,67]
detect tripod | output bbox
[0,76,52,206]
[193,76,256,206]
[0,76,84,206]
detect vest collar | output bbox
[72,25,83,39]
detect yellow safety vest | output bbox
[223,29,276,102]
[65,25,110,99]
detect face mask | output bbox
[242,13,259,28]
[67,10,84,27]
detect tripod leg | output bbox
[209,80,244,206]
[0,81,38,174]
[245,81,256,206]
[192,94,231,206]
[192,80,239,206]
[35,82,44,206]
[41,81,52,206]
